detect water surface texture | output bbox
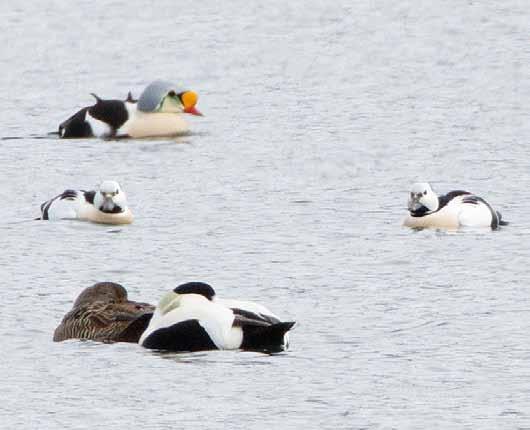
[2,1,530,428]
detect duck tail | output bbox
[242,321,295,353]
[497,211,509,226]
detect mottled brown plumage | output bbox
[53,282,154,343]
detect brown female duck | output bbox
[53,282,154,343]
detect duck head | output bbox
[137,80,202,116]
[73,282,153,312]
[157,282,216,316]
[408,182,439,213]
[73,282,128,307]
[94,180,127,214]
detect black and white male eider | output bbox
[403,182,507,230]
[39,180,133,224]
[139,282,295,353]
[58,80,202,139]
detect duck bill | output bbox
[127,301,155,314]
[158,291,179,316]
[408,196,426,212]
[183,106,203,116]
[408,196,423,211]
[101,197,115,211]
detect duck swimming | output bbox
[403,182,507,230]
[58,80,202,139]
[38,180,133,225]
[139,282,295,353]
[53,282,154,343]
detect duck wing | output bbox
[53,302,153,343]
[232,308,280,326]
[40,189,83,220]
[238,321,296,353]
[53,302,113,341]
[459,194,499,228]
[230,308,294,353]
[438,190,471,210]
[217,298,281,324]
[115,312,154,343]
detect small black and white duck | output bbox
[403,182,507,230]
[58,80,202,139]
[53,282,154,343]
[38,180,133,224]
[139,282,295,353]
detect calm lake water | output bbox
[2,1,530,428]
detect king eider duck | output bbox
[38,180,133,225]
[403,182,508,230]
[53,282,154,343]
[139,282,295,353]
[58,80,202,139]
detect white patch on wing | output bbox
[86,111,112,137]
[43,192,82,220]
[458,198,493,227]
[116,102,137,137]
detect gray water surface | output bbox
[2,1,530,429]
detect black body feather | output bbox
[58,95,130,138]
[142,319,217,352]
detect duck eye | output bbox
[168,90,176,97]
[423,190,427,195]
[115,189,119,195]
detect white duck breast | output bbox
[403,183,506,230]
[119,109,190,138]
[140,295,243,351]
[140,283,295,353]
[39,181,133,225]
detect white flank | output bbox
[404,195,493,229]
[140,294,243,349]
[85,111,112,138]
[458,199,493,227]
[44,195,80,220]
